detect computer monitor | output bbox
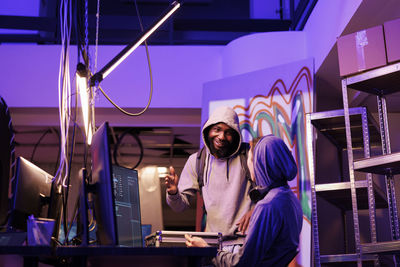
[9,157,53,231]
[112,165,142,247]
[90,122,142,247]
[0,96,13,227]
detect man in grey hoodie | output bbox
[165,106,253,246]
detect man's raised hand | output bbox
[165,166,179,195]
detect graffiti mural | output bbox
[234,65,312,221]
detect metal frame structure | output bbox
[342,62,400,265]
[306,107,385,266]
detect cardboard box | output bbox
[384,18,400,63]
[337,25,387,77]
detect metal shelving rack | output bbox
[306,107,386,266]
[342,62,400,266]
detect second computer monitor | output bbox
[90,122,142,247]
[112,165,142,247]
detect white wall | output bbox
[0,33,307,109]
[303,0,362,71]
[0,45,223,109]
[221,31,307,78]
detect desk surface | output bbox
[0,245,52,255]
[57,245,217,257]
[0,245,217,267]
[0,245,217,256]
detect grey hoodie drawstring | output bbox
[226,159,229,181]
[205,154,210,185]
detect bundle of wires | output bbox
[56,0,73,187]
[54,0,162,245]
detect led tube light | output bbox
[77,64,93,145]
[90,1,180,86]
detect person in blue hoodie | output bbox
[185,135,303,267]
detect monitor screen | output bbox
[112,165,142,247]
[90,122,142,247]
[9,157,53,231]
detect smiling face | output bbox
[207,123,236,158]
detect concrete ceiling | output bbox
[0,0,295,45]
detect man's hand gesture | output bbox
[165,166,179,195]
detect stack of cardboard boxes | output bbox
[337,18,400,77]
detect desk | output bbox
[0,246,217,267]
[0,246,52,267]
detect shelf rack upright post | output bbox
[342,62,400,266]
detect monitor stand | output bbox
[79,168,89,247]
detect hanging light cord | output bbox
[55,0,73,187]
[92,0,154,117]
[94,0,101,73]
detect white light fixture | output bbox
[90,1,181,86]
[76,64,93,145]
[157,166,168,178]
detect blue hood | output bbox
[253,135,297,188]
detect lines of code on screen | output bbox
[112,165,142,247]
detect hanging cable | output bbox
[90,0,155,117]
[56,0,76,245]
[84,0,89,62]
[94,0,101,74]
[55,0,73,187]
[53,128,61,175]
[30,128,52,163]
[113,130,144,170]
[71,0,94,245]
